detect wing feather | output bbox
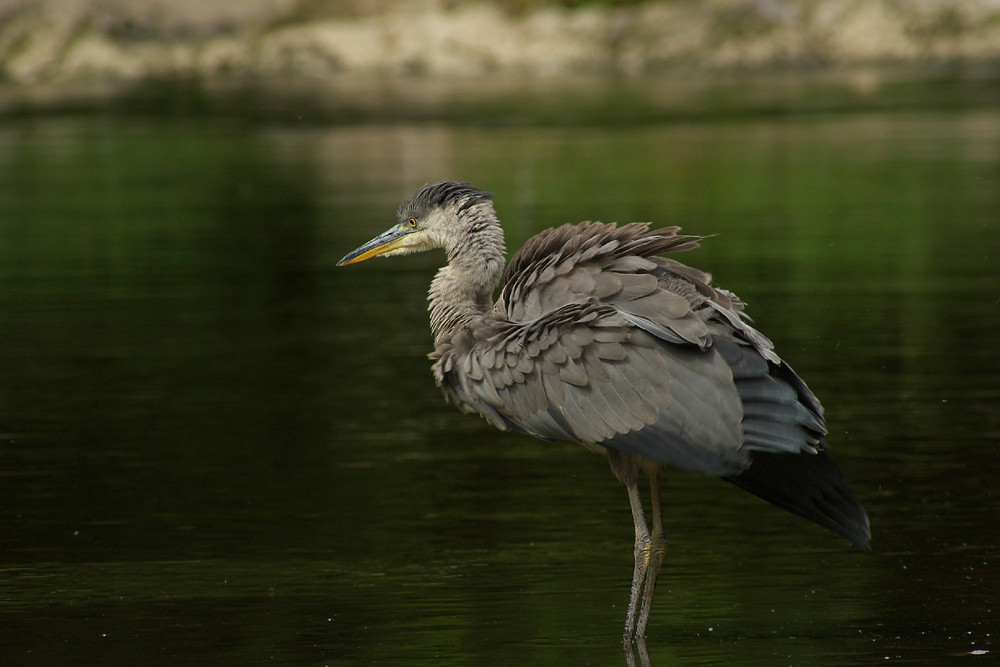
[424,219,867,549]
[434,220,837,476]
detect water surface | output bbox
[1,76,998,665]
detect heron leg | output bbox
[623,476,651,646]
[635,469,667,640]
[607,449,652,647]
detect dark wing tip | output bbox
[725,449,872,551]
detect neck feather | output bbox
[428,206,506,344]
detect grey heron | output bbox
[338,181,870,645]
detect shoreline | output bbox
[4,1,1000,79]
[1,0,999,112]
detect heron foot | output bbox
[623,634,652,667]
[622,531,652,646]
[635,536,667,640]
[622,534,667,646]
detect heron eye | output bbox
[408,217,417,228]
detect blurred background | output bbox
[1,1,998,665]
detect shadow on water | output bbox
[1,74,998,665]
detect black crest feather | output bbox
[399,181,493,221]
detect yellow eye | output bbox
[408,217,417,228]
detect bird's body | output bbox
[339,181,870,646]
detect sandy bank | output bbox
[1,0,999,87]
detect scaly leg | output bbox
[607,449,653,647]
[635,468,667,641]
[623,478,651,646]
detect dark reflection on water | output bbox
[1,80,998,665]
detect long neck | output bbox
[428,205,506,344]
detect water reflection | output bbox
[1,81,998,664]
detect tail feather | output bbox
[725,448,871,551]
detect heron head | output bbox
[338,182,494,266]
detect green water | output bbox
[1,75,998,665]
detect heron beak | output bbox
[337,225,415,266]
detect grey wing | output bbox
[436,221,828,479]
[596,262,829,473]
[434,301,752,478]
